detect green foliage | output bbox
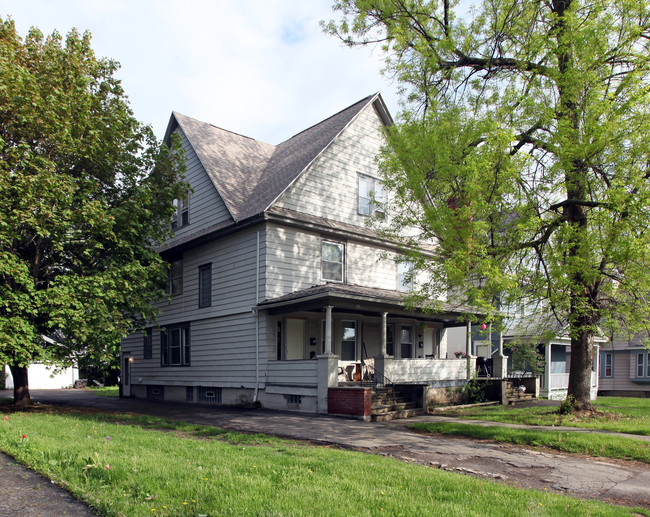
[0,19,186,381]
[0,407,640,516]
[326,0,650,407]
[506,342,545,375]
[559,395,578,415]
[456,378,487,404]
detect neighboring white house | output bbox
[502,315,602,400]
[120,94,508,417]
[3,363,79,390]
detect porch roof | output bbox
[257,283,481,326]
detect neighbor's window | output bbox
[168,258,183,296]
[161,323,190,366]
[171,191,189,231]
[358,174,385,218]
[603,352,612,377]
[143,328,153,360]
[637,352,649,378]
[397,261,414,292]
[198,263,212,308]
[322,241,344,282]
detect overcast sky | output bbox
[3,0,402,144]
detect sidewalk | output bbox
[1,389,649,512]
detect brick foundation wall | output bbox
[328,387,372,417]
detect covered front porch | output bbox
[258,283,509,416]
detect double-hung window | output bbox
[161,323,190,366]
[171,191,189,231]
[358,174,385,218]
[397,261,414,292]
[198,263,212,308]
[143,328,153,359]
[168,259,183,296]
[322,241,344,282]
[602,352,612,377]
[400,325,414,358]
[636,352,649,379]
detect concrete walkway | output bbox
[1,389,649,512]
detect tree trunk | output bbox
[567,327,594,410]
[9,365,32,407]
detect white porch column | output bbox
[466,321,475,378]
[492,331,508,378]
[323,305,333,356]
[378,311,388,358]
[317,305,338,414]
[544,341,552,397]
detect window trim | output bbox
[321,240,345,283]
[160,323,191,367]
[198,263,212,308]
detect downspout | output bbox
[253,229,261,403]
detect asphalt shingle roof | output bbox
[169,94,381,222]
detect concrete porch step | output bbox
[372,407,424,422]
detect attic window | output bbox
[171,191,189,231]
[358,174,385,219]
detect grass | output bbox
[86,386,120,397]
[429,396,650,435]
[409,421,650,463]
[1,405,646,517]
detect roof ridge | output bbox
[172,111,265,144]
[279,94,377,144]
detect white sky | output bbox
[2,0,401,144]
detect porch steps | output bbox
[506,381,536,405]
[371,387,423,421]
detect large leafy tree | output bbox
[326,0,650,409]
[0,19,186,406]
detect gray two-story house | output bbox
[120,94,493,417]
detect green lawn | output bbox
[429,397,650,435]
[1,405,645,517]
[409,421,650,463]
[416,396,650,463]
[86,386,120,397]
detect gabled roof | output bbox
[163,94,392,222]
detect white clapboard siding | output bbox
[165,127,233,247]
[383,358,468,383]
[347,241,398,290]
[127,313,266,388]
[275,103,386,229]
[264,225,321,300]
[264,224,407,300]
[159,227,262,325]
[266,360,318,387]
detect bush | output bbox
[559,395,577,415]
